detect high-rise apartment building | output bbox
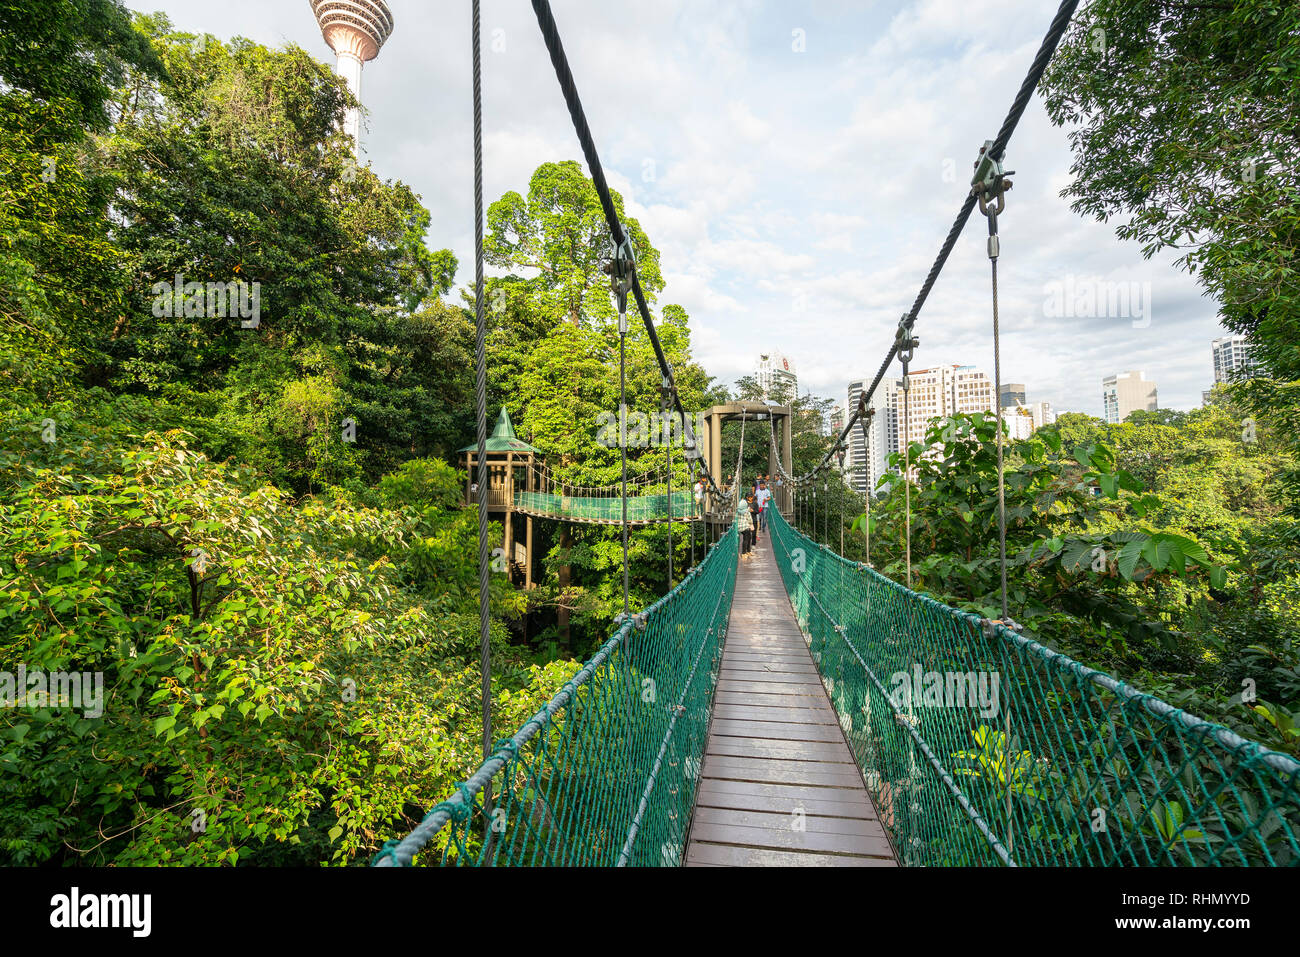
[756,352,798,403]
[1102,370,1158,424]
[1028,400,1056,430]
[900,365,996,447]
[1212,334,1258,383]
[1003,406,1036,440]
[847,376,900,496]
[848,364,1030,493]
[1000,382,1027,408]
[827,404,845,440]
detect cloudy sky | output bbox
[128,0,1227,416]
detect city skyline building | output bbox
[1212,334,1258,384]
[1102,370,1158,424]
[310,0,395,146]
[1027,400,1056,430]
[846,367,1059,494]
[901,365,996,447]
[1003,405,1036,440]
[827,404,845,440]
[756,351,798,403]
[847,376,900,496]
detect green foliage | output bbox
[859,409,1299,756]
[0,0,164,134]
[0,399,567,865]
[1041,0,1300,511]
[475,161,716,653]
[485,160,664,329]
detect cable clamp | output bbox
[895,313,919,366]
[980,616,1024,638]
[971,138,1015,217]
[660,374,674,411]
[604,233,637,316]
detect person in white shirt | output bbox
[736,493,753,558]
[755,481,771,532]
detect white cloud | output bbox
[131,0,1229,416]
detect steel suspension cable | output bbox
[858,412,872,565]
[665,398,673,587]
[864,486,870,565]
[528,0,721,499]
[785,0,1082,489]
[988,207,1009,620]
[470,0,492,770]
[903,379,912,590]
[619,301,629,617]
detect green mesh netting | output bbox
[766,505,1300,867]
[514,489,698,523]
[374,523,739,866]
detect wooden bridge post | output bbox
[524,458,534,589]
[504,451,514,580]
[781,411,793,513]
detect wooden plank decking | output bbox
[685,530,898,867]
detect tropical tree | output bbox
[1040,0,1300,510]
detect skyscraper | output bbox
[310,0,395,146]
[1000,382,1027,408]
[899,365,996,447]
[1102,371,1158,424]
[756,352,798,403]
[827,404,845,439]
[848,364,1024,493]
[1212,334,1259,383]
[847,376,900,496]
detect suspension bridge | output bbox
[372,0,1300,866]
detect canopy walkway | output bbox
[684,531,895,866]
[513,488,698,525]
[375,504,1300,867]
[389,0,1300,869]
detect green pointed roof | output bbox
[458,408,542,454]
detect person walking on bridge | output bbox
[736,492,753,560]
[748,493,761,546]
[756,480,770,534]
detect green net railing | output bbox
[513,489,698,523]
[766,505,1300,867]
[373,523,739,867]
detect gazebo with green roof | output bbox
[459,408,543,588]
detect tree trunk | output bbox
[558,525,571,652]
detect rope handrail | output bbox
[765,505,1300,866]
[514,488,697,523]
[373,523,740,866]
[528,0,720,499]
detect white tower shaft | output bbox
[335,50,363,144]
[309,1,394,148]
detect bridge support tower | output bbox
[699,401,793,530]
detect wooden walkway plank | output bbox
[685,532,898,867]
